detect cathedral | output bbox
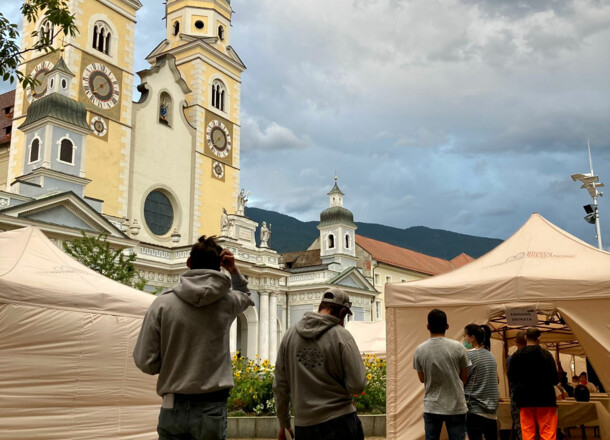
[1,0,245,289]
[0,0,472,363]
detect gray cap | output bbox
[321,287,353,315]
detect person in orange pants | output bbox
[520,407,558,440]
[508,328,559,440]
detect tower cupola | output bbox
[46,57,74,97]
[317,177,357,268]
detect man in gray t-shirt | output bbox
[413,309,471,440]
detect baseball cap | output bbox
[321,287,353,315]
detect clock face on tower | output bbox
[26,61,54,103]
[206,120,232,158]
[82,63,120,109]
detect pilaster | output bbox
[269,292,278,363]
[258,290,269,361]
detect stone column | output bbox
[258,290,269,361]
[230,319,237,354]
[269,292,278,363]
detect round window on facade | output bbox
[195,20,204,30]
[144,190,174,236]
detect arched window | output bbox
[92,21,111,55]
[38,20,55,46]
[173,21,180,36]
[211,80,226,112]
[29,138,40,163]
[345,234,350,249]
[218,25,225,40]
[328,234,335,249]
[59,138,74,164]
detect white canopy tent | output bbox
[385,214,610,440]
[346,320,387,358]
[0,227,160,439]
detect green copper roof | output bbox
[319,206,356,228]
[19,93,90,131]
[49,57,74,77]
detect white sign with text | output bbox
[506,307,538,326]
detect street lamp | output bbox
[571,141,604,249]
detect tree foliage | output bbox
[63,232,146,290]
[0,0,78,88]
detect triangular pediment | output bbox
[329,267,376,292]
[0,192,126,238]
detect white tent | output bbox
[385,214,610,440]
[0,227,160,439]
[346,320,387,358]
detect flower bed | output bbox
[228,353,386,416]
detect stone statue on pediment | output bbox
[260,221,271,248]
[221,207,233,236]
[237,188,249,216]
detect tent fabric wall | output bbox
[0,227,160,439]
[385,214,610,440]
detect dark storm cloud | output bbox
[3,0,610,248]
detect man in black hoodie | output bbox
[273,287,368,440]
[133,236,254,440]
[507,327,558,440]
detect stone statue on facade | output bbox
[220,207,232,236]
[260,221,271,248]
[237,188,249,216]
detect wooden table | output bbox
[497,400,610,438]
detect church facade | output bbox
[0,0,246,289]
[0,0,472,364]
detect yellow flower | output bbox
[262,359,269,367]
[255,354,259,358]
[249,361,254,367]
[253,394,258,400]
[250,387,253,393]
[365,354,371,359]
[232,355,237,361]
[367,373,372,380]
[253,366,259,372]
[245,367,250,373]
[235,371,241,378]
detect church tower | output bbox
[7,0,142,223]
[318,178,358,269]
[146,0,246,237]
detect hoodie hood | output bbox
[295,312,340,340]
[172,269,231,307]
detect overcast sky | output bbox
[3,0,610,245]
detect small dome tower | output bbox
[318,177,357,268]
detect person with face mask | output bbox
[463,324,500,440]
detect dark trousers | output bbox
[295,412,364,440]
[467,412,498,440]
[158,394,228,440]
[423,413,466,440]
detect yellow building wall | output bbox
[373,264,428,321]
[167,1,231,21]
[0,146,9,191]
[197,154,238,236]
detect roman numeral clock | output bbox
[82,63,120,110]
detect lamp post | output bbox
[571,141,604,249]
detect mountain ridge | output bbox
[245,207,502,260]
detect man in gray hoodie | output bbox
[273,287,368,440]
[133,235,254,440]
